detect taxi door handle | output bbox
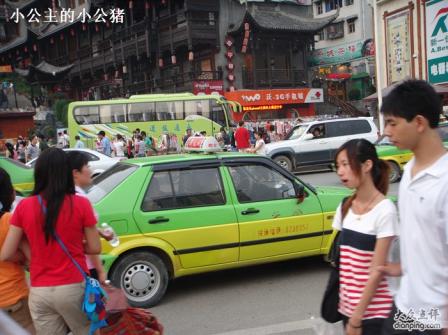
[241,208,260,215]
[148,217,169,224]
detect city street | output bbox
[151,170,399,335]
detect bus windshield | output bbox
[68,94,232,149]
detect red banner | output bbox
[225,88,324,106]
[193,80,224,95]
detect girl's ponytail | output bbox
[372,159,390,195]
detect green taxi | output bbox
[376,122,448,183]
[0,157,34,196]
[86,138,349,307]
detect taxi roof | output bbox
[124,152,255,167]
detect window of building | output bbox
[316,1,323,15]
[326,0,343,12]
[142,168,226,211]
[318,29,325,41]
[348,19,356,33]
[345,0,354,5]
[326,22,344,39]
[228,164,296,203]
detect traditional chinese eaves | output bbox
[15,60,74,82]
[228,2,338,34]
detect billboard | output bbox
[426,0,448,84]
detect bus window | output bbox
[100,104,127,123]
[185,100,210,118]
[156,101,183,120]
[128,102,156,121]
[210,100,227,127]
[74,106,100,125]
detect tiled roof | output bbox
[229,2,338,34]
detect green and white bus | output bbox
[67,93,240,149]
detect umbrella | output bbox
[364,81,448,101]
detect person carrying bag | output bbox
[321,140,398,335]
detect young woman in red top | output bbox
[0,148,101,335]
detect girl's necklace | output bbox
[353,192,381,221]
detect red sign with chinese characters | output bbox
[224,88,324,106]
[193,80,224,95]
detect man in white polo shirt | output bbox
[379,80,447,334]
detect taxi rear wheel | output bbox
[110,251,169,307]
[388,161,401,183]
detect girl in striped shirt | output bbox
[333,139,398,335]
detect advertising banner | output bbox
[426,0,448,84]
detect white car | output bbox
[27,148,125,177]
[265,117,379,171]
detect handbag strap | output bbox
[37,195,87,279]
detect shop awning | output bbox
[326,73,352,81]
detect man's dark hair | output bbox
[381,80,442,128]
[63,130,67,134]
[75,135,80,140]
[238,120,244,127]
[37,134,45,140]
[0,167,14,214]
[66,151,89,172]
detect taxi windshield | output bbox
[86,163,138,203]
[285,125,307,140]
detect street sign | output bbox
[426,0,448,84]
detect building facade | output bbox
[0,0,336,122]
[310,0,376,103]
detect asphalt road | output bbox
[150,170,400,335]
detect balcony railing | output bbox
[125,70,222,94]
[242,68,307,89]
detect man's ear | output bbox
[414,114,429,133]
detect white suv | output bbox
[265,117,379,171]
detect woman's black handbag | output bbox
[320,231,343,323]
[321,196,349,323]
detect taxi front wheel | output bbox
[110,251,169,307]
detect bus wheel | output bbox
[110,251,169,307]
[274,155,292,172]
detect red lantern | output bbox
[226,63,234,70]
[225,51,234,59]
[115,70,119,78]
[188,51,194,61]
[60,33,64,41]
[171,54,176,64]
[229,86,235,92]
[244,22,250,30]
[82,24,86,31]
[227,74,234,81]
[24,46,28,53]
[95,24,99,32]
[158,58,164,68]
[50,37,54,44]
[70,29,75,36]
[33,44,37,51]
[104,74,108,81]
[129,0,133,9]
[242,45,247,53]
[145,1,150,9]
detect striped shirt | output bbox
[332,199,398,320]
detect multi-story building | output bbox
[310,0,376,103]
[0,0,337,122]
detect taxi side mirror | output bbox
[295,184,305,203]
